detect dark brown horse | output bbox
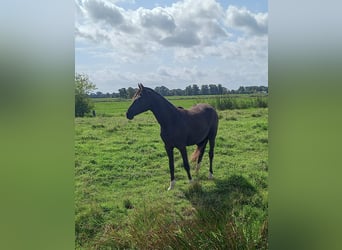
[126,83,218,190]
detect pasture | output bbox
[75,96,268,249]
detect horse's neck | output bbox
[150,94,179,128]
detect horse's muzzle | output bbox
[126,112,134,120]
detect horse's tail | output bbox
[190,146,201,162]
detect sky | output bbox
[75,0,268,93]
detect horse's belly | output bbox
[186,128,209,146]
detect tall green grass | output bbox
[76,181,267,249]
[208,95,268,110]
[90,95,268,113]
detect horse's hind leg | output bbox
[208,136,216,179]
[195,139,208,174]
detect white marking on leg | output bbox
[167,179,176,191]
[208,172,214,179]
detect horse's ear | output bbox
[138,83,144,89]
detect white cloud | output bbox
[138,7,176,33]
[160,29,201,47]
[76,0,233,52]
[168,0,224,21]
[83,0,124,26]
[226,6,268,36]
[75,0,268,92]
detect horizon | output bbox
[89,83,268,95]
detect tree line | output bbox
[75,72,268,117]
[89,84,268,99]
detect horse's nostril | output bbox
[126,112,133,120]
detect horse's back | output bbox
[182,104,218,143]
[188,103,218,124]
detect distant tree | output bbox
[217,84,223,95]
[201,84,209,95]
[222,86,228,94]
[155,86,170,96]
[112,92,120,98]
[185,85,192,96]
[107,83,266,98]
[170,88,184,96]
[96,91,104,98]
[127,87,136,99]
[244,86,255,93]
[192,84,200,95]
[209,84,219,95]
[237,86,246,94]
[118,88,128,99]
[75,73,96,117]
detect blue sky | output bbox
[113,0,267,13]
[75,0,268,92]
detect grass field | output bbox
[75,96,268,249]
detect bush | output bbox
[75,73,96,117]
[75,94,94,117]
[255,96,268,108]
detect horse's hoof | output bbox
[189,179,193,184]
[208,172,214,179]
[167,180,176,190]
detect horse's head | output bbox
[126,83,151,120]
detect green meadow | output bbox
[75,96,268,249]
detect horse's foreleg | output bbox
[165,146,175,190]
[179,147,192,182]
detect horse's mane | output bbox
[133,86,167,101]
[144,87,161,96]
[131,86,177,111]
[132,87,142,99]
[132,86,155,99]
